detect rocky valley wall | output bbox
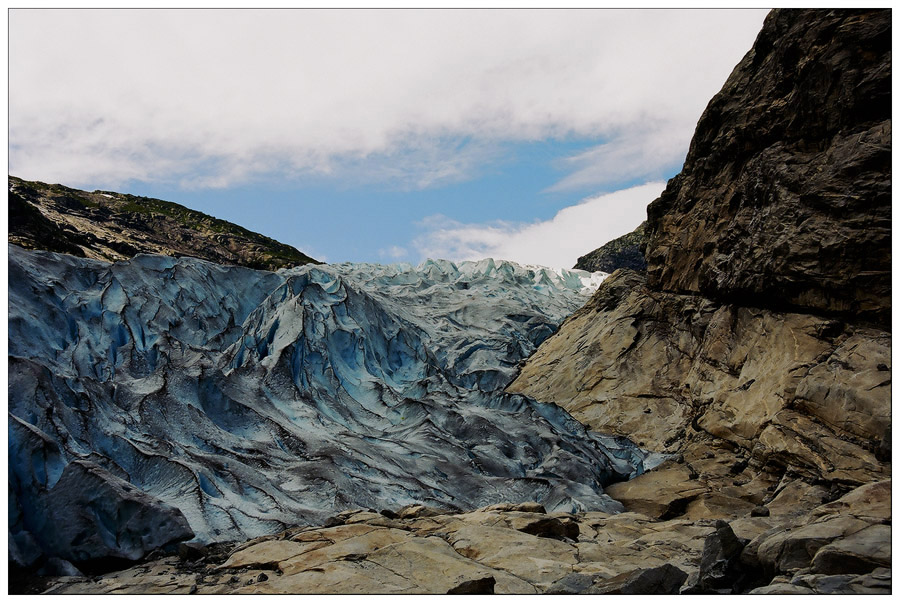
[508,8,891,592]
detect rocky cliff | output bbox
[573,221,647,273]
[644,10,891,327]
[508,8,891,594]
[9,177,318,270]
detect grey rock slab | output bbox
[544,572,598,594]
[698,520,745,591]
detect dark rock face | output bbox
[8,177,318,270]
[588,563,688,595]
[645,10,891,328]
[697,520,747,592]
[574,221,647,273]
[446,576,496,594]
[8,447,195,573]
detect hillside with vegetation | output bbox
[9,177,317,270]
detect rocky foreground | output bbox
[40,482,890,595]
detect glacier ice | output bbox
[8,244,661,570]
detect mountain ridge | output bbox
[8,176,318,270]
[573,221,647,273]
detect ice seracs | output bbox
[8,244,653,572]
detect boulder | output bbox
[396,504,447,519]
[544,572,597,594]
[810,524,891,576]
[697,520,746,592]
[587,563,688,594]
[754,515,871,574]
[745,481,891,577]
[480,502,546,514]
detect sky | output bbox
[8,8,768,269]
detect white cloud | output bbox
[8,9,767,190]
[546,121,694,192]
[413,181,666,270]
[378,245,409,261]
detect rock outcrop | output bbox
[8,177,318,270]
[509,268,890,495]
[30,503,780,594]
[574,221,647,273]
[508,7,891,593]
[643,10,891,328]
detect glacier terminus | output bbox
[8,244,662,569]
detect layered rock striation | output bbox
[509,8,891,593]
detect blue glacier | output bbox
[7,244,663,570]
